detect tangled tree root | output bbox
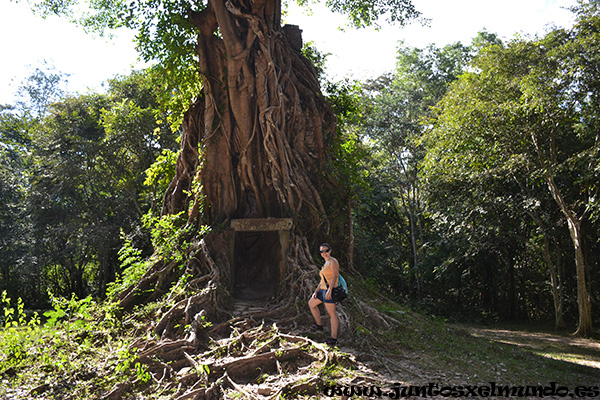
[172,324,330,399]
[105,230,405,399]
[103,288,407,400]
[104,316,369,400]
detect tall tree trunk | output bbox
[544,174,592,337]
[532,124,592,337]
[569,218,592,337]
[507,259,515,319]
[121,0,347,317]
[527,210,566,330]
[540,232,566,329]
[396,156,423,300]
[162,0,334,227]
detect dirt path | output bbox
[468,324,600,370]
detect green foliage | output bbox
[106,234,150,299]
[325,79,367,182]
[0,105,34,303]
[0,69,179,306]
[27,93,116,300]
[302,41,331,82]
[116,347,152,383]
[0,290,137,399]
[32,0,203,130]
[150,64,203,132]
[16,63,67,119]
[317,79,370,263]
[43,293,94,328]
[142,211,191,264]
[2,291,38,329]
[0,291,41,369]
[417,5,600,321]
[324,0,421,28]
[108,204,209,300]
[353,39,478,301]
[144,148,179,205]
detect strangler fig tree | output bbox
[24,0,421,320]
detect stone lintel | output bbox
[230,218,293,232]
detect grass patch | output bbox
[359,298,599,387]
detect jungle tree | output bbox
[0,105,32,301]
[359,42,472,299]
[26,72,177,303]
[422,2,600,336]
[356,34,501,304]
[0,66,68,305]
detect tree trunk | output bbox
[569,218,593,337]
[507,259,515,319]
[526,210,566,330]
[396,161,423,300]
[540,232,566,329]
[120,0,348,319]
[544,174,592,337]
[162,0,334,225]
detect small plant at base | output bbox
[116,346,152,383]
[142,210,191,264]
[201,314,212,329]
[43,292,93,328]
[135,361,152,383]
[227,391,242,399]
[257,373,269,384]
[0,292,43,370]
[199,364,210,376]
[106,232,150,300]
[2,291,30,328]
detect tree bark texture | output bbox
[544,173,592,337]
[526,209,566,330]
[163,0,335,231]
[120,0,352,318]
[540,231,566,330]
[532,126,592,337]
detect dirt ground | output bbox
[469,324,600,370]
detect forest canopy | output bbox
[1,0,598,341]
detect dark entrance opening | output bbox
[230,218,292,301]
[234,231,280,300]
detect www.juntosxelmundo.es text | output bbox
[322,382,600,398]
